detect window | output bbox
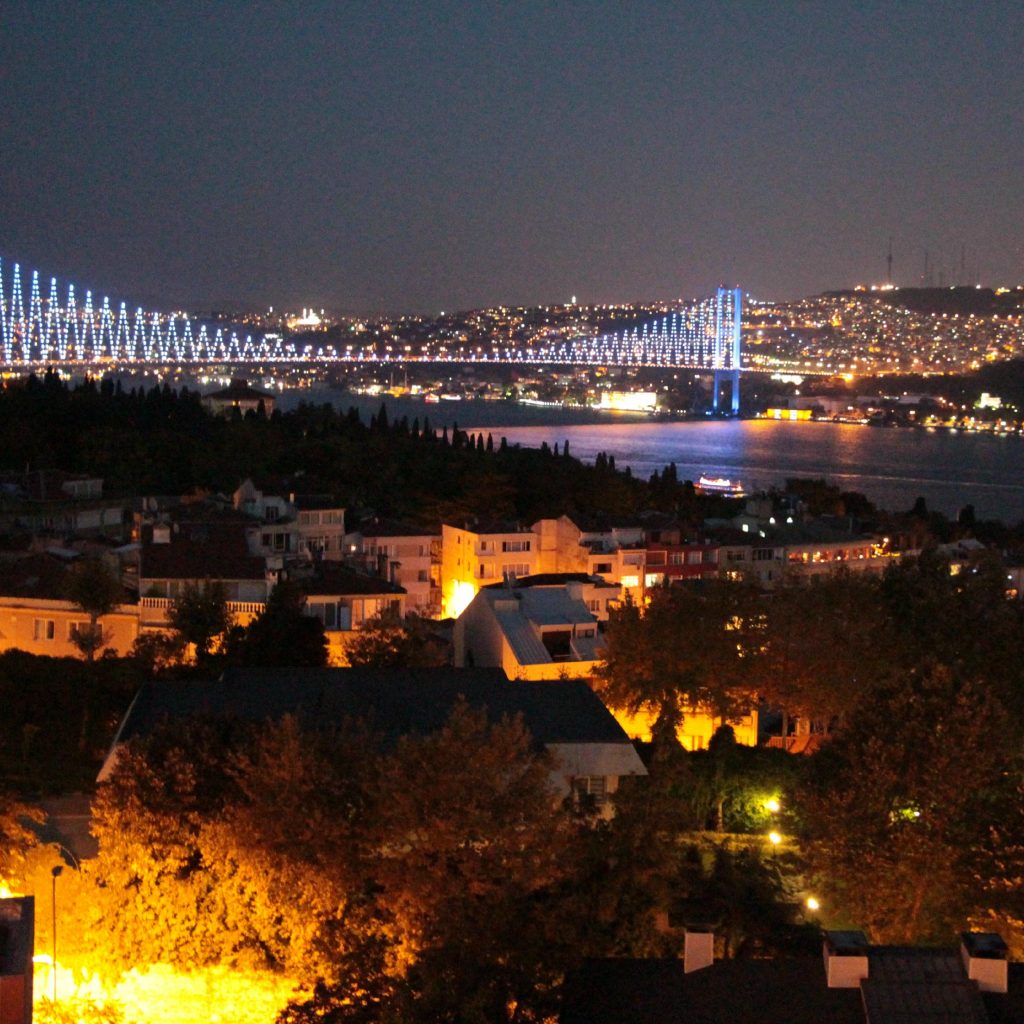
[542,629,572,660]
[670,551,684,565]
[67,620,90,641]
[33,619,55,641]
[646,551,665,566]
[753,549,775,562]
[620,575,640,588]
[501,539,530,552]
[594,561,612,574]
[587,598,601,612]
[305,602,338,629]
[687,551,702,565]
[573,775,608,806]
[265,507,279,522]
[502,563,530,578]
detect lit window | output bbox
[33,619,55,641]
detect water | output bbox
[277,389,1024,523]
[469,419,1024,524]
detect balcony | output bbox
[139,595,266,626]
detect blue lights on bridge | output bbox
[0,258,742,373]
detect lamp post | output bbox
[51,864,63,1005]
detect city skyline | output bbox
[1,1,1022,313]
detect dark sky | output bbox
[1,1,1021,313]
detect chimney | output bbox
[684,928,714,974]
[823,931,869,988]
[960,932,1008,994]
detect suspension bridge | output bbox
[0,259,744,412]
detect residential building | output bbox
[137,518,270,631]
[98,667,648,816]
[292,494,346,561]
[232,480,346,563]
[297,563,406,664]
[454,576,611,681]
[441,521,539,618]
[0,552,138,658]
[347,519,440,617]
[0,470,128,538]
[203,379,276,417]
[560,931,1021,1024]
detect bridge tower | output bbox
[711,287,742,415]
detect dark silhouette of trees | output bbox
[226,580,327,667]
[167,581,231,665]
[795,667,1021,944]
[63,556,124,662]
[343,612,449,669]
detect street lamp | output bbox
[806,896,820,912]
[51,865,63,1005]
[765,797,781,814]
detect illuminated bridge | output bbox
[0,259,744,412]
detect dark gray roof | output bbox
[111,667,632,751]
[561,957,865,1024]
[563,952,1023,1024]
[484,573,619,590]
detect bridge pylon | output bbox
[711,286,742,415]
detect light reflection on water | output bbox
[480,419,1024,523]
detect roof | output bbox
[862,947,988,1024]
[474,585,601,667]
[444,519,530,536]
[562,950,1024,1024]
[297,564,405,596]
[357,518,436,539]
[292,494,345,512]
[140,522,266,582]
[0,552,74,600]
[106,668,634,752]
[561,957,864,1024]
[0,552,133,603]
[204,379,275,402]
[484,573,619,590]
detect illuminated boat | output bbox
[696,474,746,497]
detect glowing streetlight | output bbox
[806,896,820,912]
[765,798,781,813]
[768,831,782,846]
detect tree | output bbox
[795,666,1021,943]
[167,581,231,664]
[0,789,40,886]
[63,556,124,661]
[344,611,449,669]
[363,702,578,1023]
[227,580,328,667]
[751,569,886,731]
[595,581,761,730]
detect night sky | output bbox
[1,1,1021,313]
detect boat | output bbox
[696,474,746,498]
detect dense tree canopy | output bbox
[795,667,1024,944]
